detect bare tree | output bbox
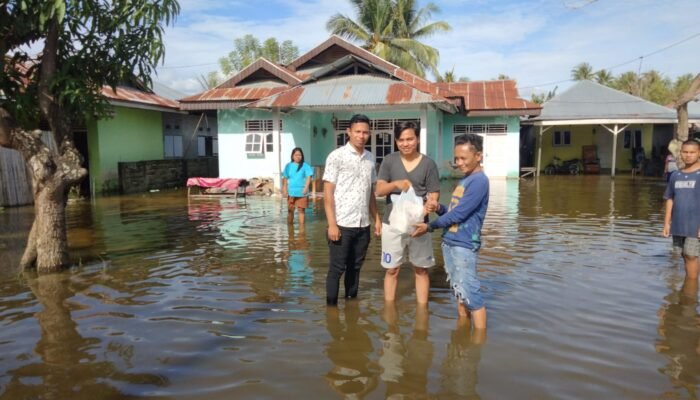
[668,73,700,167]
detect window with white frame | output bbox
[164,135,183,157]
[245,133,264,154]
[245,119,282,154]
[552,130,571,147]
[452,123,507,135]
[265,133,274,153]
[245,119,282,132]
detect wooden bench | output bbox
[520,167,537,178]
[186,178,248,201]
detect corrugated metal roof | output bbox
[244,75,456,112]
[179,86,289,102]
[101,86,179,110]
[175,37,539,116]
[434,81,541,114]
[529,80,677,122]
[179,101,250,111]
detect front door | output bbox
[368,131,393,167]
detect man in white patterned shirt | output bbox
[323,114,382,306]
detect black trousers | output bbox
[326,226,371,305]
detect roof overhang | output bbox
[179,101,250,111]
[108,100,185,114]
[467,108,542,117]
[524,118,678,126]
[243,75,458,114]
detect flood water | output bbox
[0,176,697,399]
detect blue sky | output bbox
[157,0,700,98]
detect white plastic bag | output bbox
[388,187,424,234]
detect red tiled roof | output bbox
[101,86,179,110]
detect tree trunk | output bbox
[20,176,69,272]
[670,74,700,168]
[2,109,84,273]
[676,103,689,142]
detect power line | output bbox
[519,31,700,90]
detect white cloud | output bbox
[157,0,700,97]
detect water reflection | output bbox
[285,227,314,293]
[0,177,696,398]
[324,302,378,398]
[379,302,433,399]
[439,320,485,400]
[656,275,700,398]
[1,273,167,399]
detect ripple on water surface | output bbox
[0,178,697,399]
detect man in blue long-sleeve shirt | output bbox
[412,133,489,329]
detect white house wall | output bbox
[441,115,522,179]
[219,131,295,181]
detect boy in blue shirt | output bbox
[413,133,489,329]
[663,139,700,280]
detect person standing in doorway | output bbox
[323,114,381,306]
[413,133,490,330]
[282,147,314,226]
[663,139,700,281]
[376,121,440,304]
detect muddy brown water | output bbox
[0,176,697,399]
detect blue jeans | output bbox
[326,226,371,305]
[441,243,485,311]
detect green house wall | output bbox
[88,106,164,193]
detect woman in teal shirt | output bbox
[282,147,314,225]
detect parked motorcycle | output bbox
[544,156,581,175]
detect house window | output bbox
[164,135,183,157]
[624,130,643,149]
[336,132,347,147]
[197,136,206,156]
[198,136,216,156]
[266,132,274,153]
[245,119,281,154]
[453,124,507,135]
[212,137,218,155]
[552,131,571,147]
[245,133,264,154]
[245,119,282,132]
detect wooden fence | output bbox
[0,131,55,207]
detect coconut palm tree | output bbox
[571,62,595,81]
[595,69,614,86]
[327,0,450,78]
[436,67,456,82]
[612,71,640,96]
